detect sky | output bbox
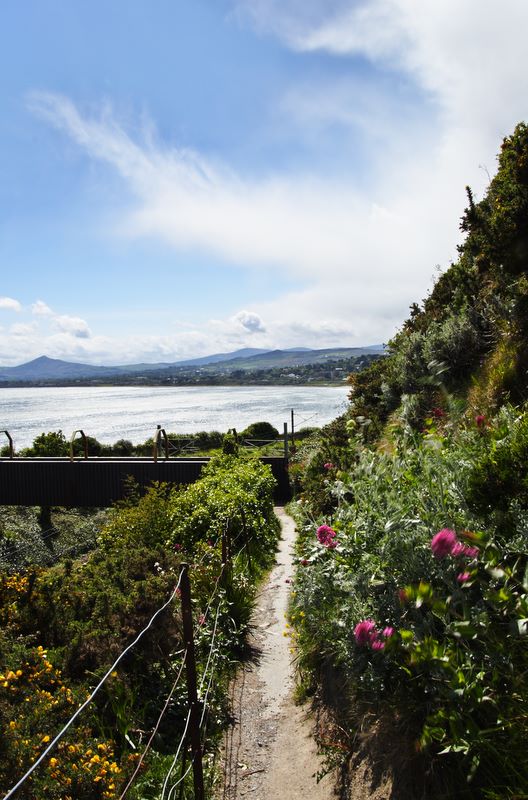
[1,0,527,366]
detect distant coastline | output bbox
[0,347,384,388]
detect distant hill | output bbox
[0,345,385,384]
[0,356,120,381]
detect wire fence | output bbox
[1,520,253,800]
[0,518,102,572]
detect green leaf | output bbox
[450,620,478,639]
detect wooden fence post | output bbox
[240,507,252,572]
[179,564,204,800]
[221,521,231,589]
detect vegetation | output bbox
[289,123,528,798]
[0,454,279,799]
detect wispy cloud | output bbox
[28,91,453,339]
[24,1,528,362]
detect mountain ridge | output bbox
[0,346,385,383]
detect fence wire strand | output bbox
[1,570,185,800]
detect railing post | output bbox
[152,426,169,463]
[179,564,205,800]
[70,430,88,461]
[1,430,14,459]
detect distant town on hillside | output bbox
[0,346,385,387]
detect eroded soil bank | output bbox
[218,507,336,800]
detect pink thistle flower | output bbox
[174,543,182,552]
[371,639,385,651]
[317,524,337,548]
[354,619,377,646]
[300,559,309,566]
[457,572,471,583]
[451,541,466,557]
[324,462,335,470]
[432,407,446,419]
[431,528,458,558]
[452,541,479,559]
[475,414,487,428]
[382,627,394,639]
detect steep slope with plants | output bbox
[289,123,528,800]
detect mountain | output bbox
[0,356,121,381]
[0,350,270,381]
[0,345,385,383]
[173,348,271,367]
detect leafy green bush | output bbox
[240,421,279,440]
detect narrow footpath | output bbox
[219,507,335,800]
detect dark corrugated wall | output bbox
[0,457,291,506]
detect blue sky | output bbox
[1,0,527,365]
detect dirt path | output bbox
[219,507,336,800]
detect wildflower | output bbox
[174,543,182,552]
[316,524,337,548]
[323,462,335,470]
[475,414,487,428]
[354,619,377,646]
[371,639,385,651]
[198,613,206,626]
[457,572,471,583]
[431,528,457,558]
[398,588,409,604]
[452,541,480,559]
[383,627,394,639]
[300,559,309,566]
[431,407,446,419]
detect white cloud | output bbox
[232,310,266,333]
[53,315,92,339]
[31,299,54,316]
[0,296,22,312]
[10,322,37,336]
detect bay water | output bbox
[0,385,349,451]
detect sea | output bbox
[0,385,349,451]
